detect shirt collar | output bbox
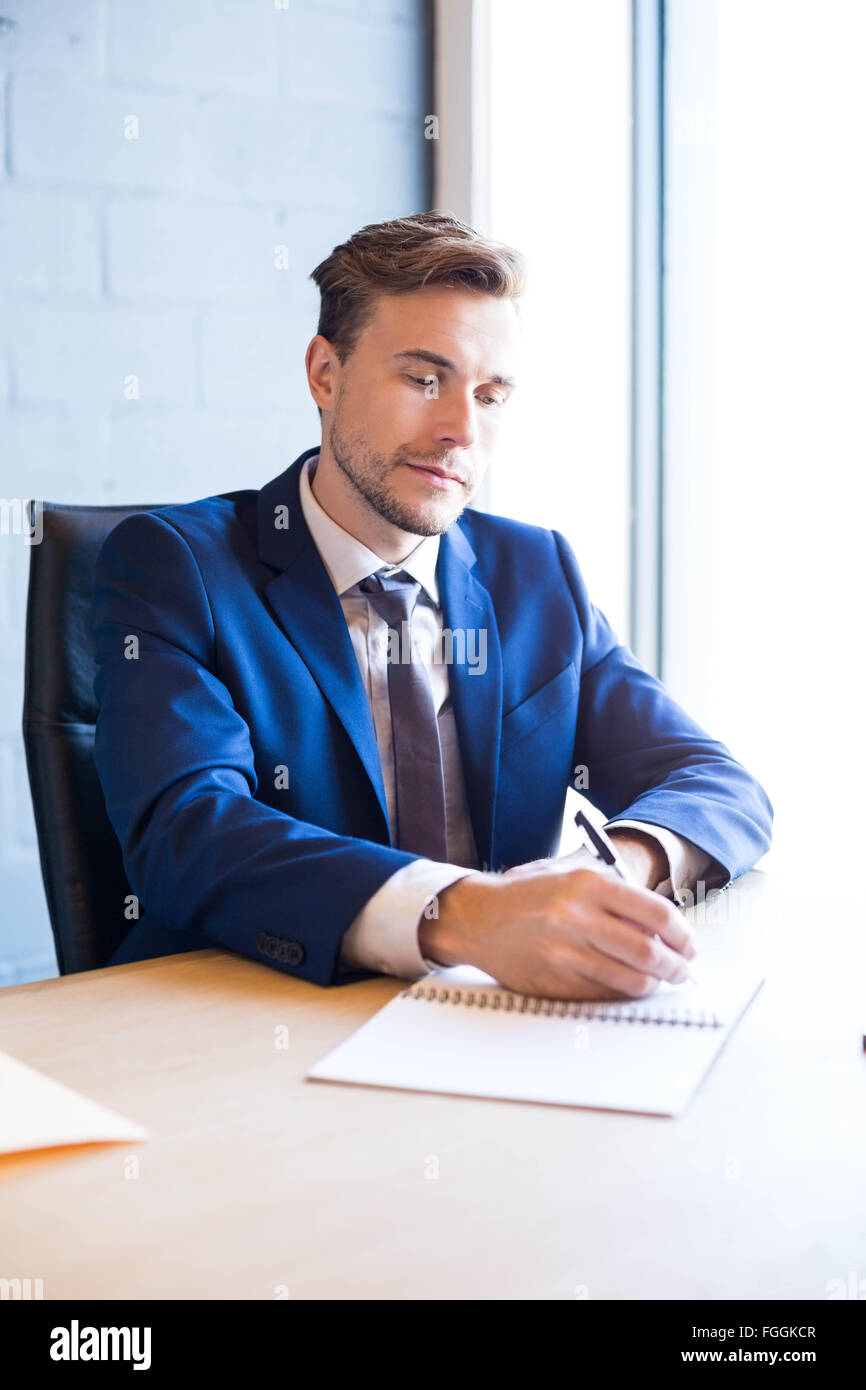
[298,451,441,604]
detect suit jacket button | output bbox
[284,941,305,966]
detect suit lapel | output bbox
[258,450,391,839]
[436,524,503,871]
[257,450,504,867]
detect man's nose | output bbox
[431,395,478,450]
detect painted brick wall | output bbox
[0,0,433,984]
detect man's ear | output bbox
[306,334,338,416]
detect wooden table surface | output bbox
[1,868,863,1300]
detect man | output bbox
[93,212,772,999]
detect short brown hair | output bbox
[310,210,527,368]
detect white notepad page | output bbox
[307,926,766,1117]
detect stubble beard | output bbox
[329,415,472,538]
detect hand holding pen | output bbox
[427,814,698,1001]
[573,811,698,984]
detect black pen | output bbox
[573,810,698,983]
[573,810,635,883]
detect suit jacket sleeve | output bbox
[605,819,724,899]
[92,511,422,987]
[554,530,773,882]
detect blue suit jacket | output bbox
[92,446,772,983]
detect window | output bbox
[663,0,866,856]
[486,0,633,641]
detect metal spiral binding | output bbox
[400,982,723,1028]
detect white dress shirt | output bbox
[297,453,717,980]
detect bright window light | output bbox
[486,0,632,641]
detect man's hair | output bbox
[308,212,526,414]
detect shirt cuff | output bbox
[339,859,481,980]
[604,818,720,906]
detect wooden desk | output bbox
[1,869,863,1300]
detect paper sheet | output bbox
[0,1050,149,1156]
[307,951,766,1116]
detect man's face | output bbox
[323,287,521,536]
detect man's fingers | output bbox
[565,943,663,1000]
[576,869,697,959]
[575,909,693,985]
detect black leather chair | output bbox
[22,501,163,974]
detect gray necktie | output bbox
[359,569,449,861]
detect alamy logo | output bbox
[384,622,488,674]
[49,1320,152,1371]
[0,1276,44,1299]
[0,498,43,545]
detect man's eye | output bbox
[477,394,504,407]
[407,374,437,387]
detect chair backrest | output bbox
[22,501,164,974]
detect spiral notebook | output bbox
[307,935,765,1116]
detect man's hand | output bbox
[604,828,670,890]
[419,860,696,1002]
[500,829,668,891]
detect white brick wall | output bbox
[10,303,198,403]
[0,1,102,75]
[107,0,282,100]
[106,200,297,301]
[13,74,196,190]
[201,310,313,407]
[0,189,101,293]
[0,0,432,983]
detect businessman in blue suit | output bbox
[93,212,772,998]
